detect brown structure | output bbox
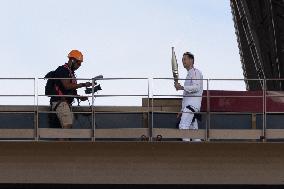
[0,142,284,185]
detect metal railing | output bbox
[152,78,284,141]
[36,77,151,141]
[0,77,283,142]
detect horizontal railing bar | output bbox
[36,111,283,114]
[38,78,92,80]
[1,77,282,81]
[0,110,281,115]
[38,94,148,97]
[210,79,265,81]
[208,112,265,114]
[88,95,149,97]
[266,95,284,97]
[151,110,281,114]
[266,112,284,114]
[92,78,148,80]
[38,111,149,114]
[38,111,91,114]
[153,95,264,98]
[0,78,35,80]
[152,111,266,114]
[153,95,204,97]
[153,78,208,80]
[152,111,207,114]
[153,78,265,81]
[0,111,276,115]
[38,94,86,97]
[0,112,35,114]
[39,77,148,80]
[0,95,35,97]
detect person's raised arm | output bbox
[61,80,91,90]
[184,71,202,93]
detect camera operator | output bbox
[50,50,92,129]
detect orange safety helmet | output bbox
[68,50,83,62]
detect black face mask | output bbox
[70,59,78,71]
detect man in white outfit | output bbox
[174,52,203,142]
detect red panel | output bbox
[201,90,284,113]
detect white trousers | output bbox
[179,106,198,130]
[179,106,200,142]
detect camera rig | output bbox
[84,75,103,94]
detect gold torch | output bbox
[171,47,179,83]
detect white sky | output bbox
[0,0,245,106]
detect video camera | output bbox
[85,75,103,94]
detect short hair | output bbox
[183,52,194,63]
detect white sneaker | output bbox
[192,139,202,142]
[182,138,191,142]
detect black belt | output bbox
[176,105,202,128]
[186,105,202,123]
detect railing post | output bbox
[262,78,267,142]
[148,78,152,142]
[91,78,95,142]
[151,78,155,142]
[206,79,210,142]
[35,77,39,141]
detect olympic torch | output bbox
[171,47,179,83]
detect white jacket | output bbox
[181,68,203,111]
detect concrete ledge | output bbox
[153,128,206,139]
[0,129,34,138]
[0,142,283,184]
[209,129,263,140]
[95,128,149,138]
